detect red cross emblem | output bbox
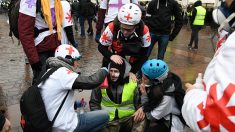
[20,115,26,128]
[65,46,75,55]
[101,32,109,43]
[65,10,72,23]
[66,69,73,74]
[124,13,132,21]
[197,83,235,131]
[146,34,151,42]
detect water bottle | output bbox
[74,98,87,114]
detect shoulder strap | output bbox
[35,67,60,85]
[52,91,70,124]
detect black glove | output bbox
[95,33,101,43]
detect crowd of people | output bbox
[1,0,235,131]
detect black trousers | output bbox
[31,51,54,84]
[189,25,202,49]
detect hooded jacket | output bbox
[89,59,141,112]
[146,0,183,39]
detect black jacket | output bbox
[71,1,80,16]
[78,0,96,17]
[146,0,183,39]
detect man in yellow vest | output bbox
[188,0,206,51]
[89,59,145,131]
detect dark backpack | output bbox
[20,67,69,132]
[8,0,41,39]
[163,72,187,126]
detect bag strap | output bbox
[35,67,59,85]
[52,91,70,124]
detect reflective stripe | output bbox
[193,6,206,25]
[101,80,137,121]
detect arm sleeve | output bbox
[129,47,148,74]
[170,2,183,40]
[72,69,108,90]
[89,88,102,111]
[0,113,5,131]
[141,95,156,120]
[191,8,197,24]
[18,13,39,64]
[96,9,106,34]
[182,89,207,131]
[134,87,141,109]
[64,26,75,44]
[98,43,114,61]
[149,96,173,120]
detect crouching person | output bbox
[89,59,146,132]
[140,59,185,132]
[40,45,109,132]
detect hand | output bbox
[185,73,204,93]
[110,55,123,64]
[133,107,145,123]
[2,118,11,132]
[129,72,137,82]
[95,33,101,43]
[139,83,147,95]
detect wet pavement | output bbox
[0,13,216,131]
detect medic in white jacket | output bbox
[182,0,235,131]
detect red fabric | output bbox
[96,9,106,34]
[18,13,60,64]
[18,13,38,64]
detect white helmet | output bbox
[118,3,142,25]
[55,45,81,60]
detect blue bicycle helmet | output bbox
[141,59,169,80]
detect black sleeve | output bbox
[134,87,141,109]
[98,43,114,61]
[72,69,108,90]
[0,113,5,131]
[129,47,148,74]
[89,88,102,111]
[170,2,183,40]
[64,26,75,44]
[191,8,197,24]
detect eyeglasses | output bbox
[120,26,135,33]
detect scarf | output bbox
[46,57,81,73]
[40,0,63,40]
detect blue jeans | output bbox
[79,16,86,36]
[74,110,109,132]
[147,33,169,60]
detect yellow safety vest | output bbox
[101,80,137,121]
[193,6,206,25]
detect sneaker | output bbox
[187,45,192,50]
[192,47,198,51]
[80,35,86,38]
